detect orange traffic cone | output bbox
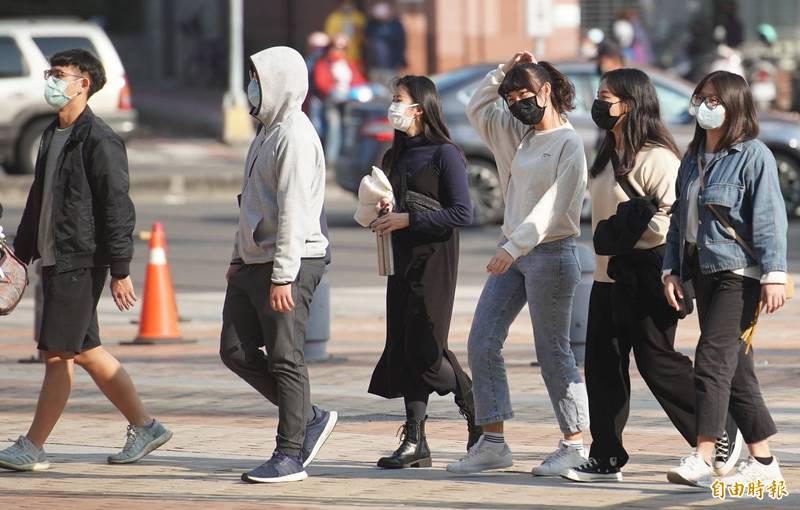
[122,222,195,345]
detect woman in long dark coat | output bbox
[369,75,481,469]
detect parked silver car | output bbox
[335,62,800,225]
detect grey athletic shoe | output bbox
[107,419,173,464]
[0,436,49,471]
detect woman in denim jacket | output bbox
[662,71,788,488]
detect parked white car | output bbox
[0,18,137,174]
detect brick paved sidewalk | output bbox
[1,296,798,509]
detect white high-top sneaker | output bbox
[446,435,513,474]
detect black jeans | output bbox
[585,282,696,467]
[692,262,777,443]
[219,259,324,456]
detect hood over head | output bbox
[249,46,308,127]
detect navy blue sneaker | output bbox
[302,405,338,467]
[241,450,307,483]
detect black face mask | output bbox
[509,95,546,125]
[591,99,622,130]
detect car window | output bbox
[456,81,479,106]
[432,67,487,92]
[565,73,588,115]
[653,82,691,122]
[33,36,98,60]
[0,37,27,78]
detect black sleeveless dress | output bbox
[368,138,472,399]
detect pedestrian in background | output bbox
[365,2,406,88]
[368,75,480,470]
[313,34,366,168]
[563,68,741,483]
[663,70,788,488]
[219,46,337,484]
[303,31,331,138]
[0,49,172,472]
[448,51,589,477]
[324,0,366,70]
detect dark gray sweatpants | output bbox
[219,259,324,455]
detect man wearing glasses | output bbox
[0,49,172,472]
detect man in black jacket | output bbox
[0,49,172,472]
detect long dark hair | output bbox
[687,70,759,156]
[591,68,680,177]
[497,62,576,114]
[382,75,464,174]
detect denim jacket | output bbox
[664,139,788,278]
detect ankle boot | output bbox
[455,390,483,450]
[376,418,431,469]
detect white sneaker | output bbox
[0,436,49,471]
[667,452,714,487]
[446,435,513,474]
[721,456,783,486]
[531,440,587,476]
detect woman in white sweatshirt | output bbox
[447,51,590,476]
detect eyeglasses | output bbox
[43,69,84,81]
[691,94,722,109]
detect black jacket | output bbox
[14,107,135,277]
[593,197,678,324]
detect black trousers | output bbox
[585,282,696,467]
[219,259,324,455]
[692,262,777,443]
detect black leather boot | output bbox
[376,418,431,469]
[455,390,483,450]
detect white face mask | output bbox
[44,76,80,109]
[690,101,726,130]
[387,101,418,132]
[247,79,260,109]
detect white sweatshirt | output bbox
[233,46,328,284]
[466,66,587,259]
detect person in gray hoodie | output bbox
[219,46,336,484]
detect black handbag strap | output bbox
[611,151,642,200]
[399,145,444,211]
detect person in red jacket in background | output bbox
[313,34,366,168]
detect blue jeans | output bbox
[468,238,590,434]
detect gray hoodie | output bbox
[233,46,328,284]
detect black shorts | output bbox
[38,266,107,354]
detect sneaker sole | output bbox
[241,470,308,483]
[714,429,743,477]
[562,470,623,482]
[107,429,173,465]
[532,467,573,477]
[446,457,513,474]
[377,456,432,469]
[303,411,338,468]
[666,470,707,487]
[0,459,50,472]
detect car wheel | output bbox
[15,118,51,175]
[775,152,800,217]
[466,158,503,226]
